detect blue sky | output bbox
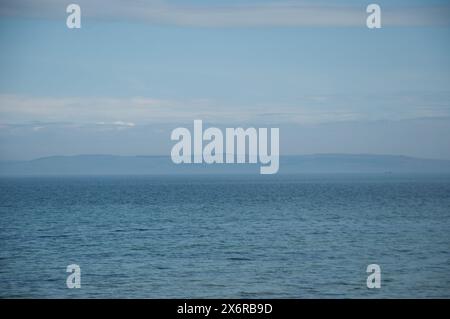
[0,0,449,160]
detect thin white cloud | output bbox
[0,0,448,27]
[32,126,45,131]
[1,93,449,128]
[96,121,135,127]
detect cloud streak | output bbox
[1,93,449,129]
[0,0,449,27]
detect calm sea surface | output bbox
[0,175,449,298]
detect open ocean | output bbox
[0,174,449,298]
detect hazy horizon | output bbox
[3,153,450,176]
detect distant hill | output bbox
[1,154,450,175]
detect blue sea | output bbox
[0,174,449,298]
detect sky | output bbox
[0,0,449,160]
